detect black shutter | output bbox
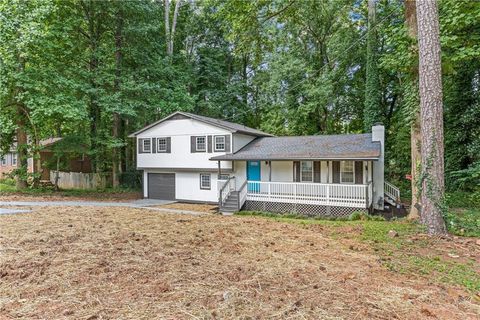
[152,138,157,153]
[355,161,363,184]
[207,135,212,153]
[293,161,300,182]
[166,137,171,153]
[332,161,340,183]
[138,138,143,154]
[314,161,321,182]
[225,135,231,152]
[190,136,196,153]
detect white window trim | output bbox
[214,135,225,151]
[157,137,167,152]
[12,153,17,166]
[300,161,314,182]
[196,136,206,152]
[142,139,151,153]
[200,173,211,190]
[340,160,355,184]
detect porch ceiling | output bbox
[210,134,381,161]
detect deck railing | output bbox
[246,181,372,208]
[384,180,401,202]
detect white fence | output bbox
[50,171,110,189]
[246,181,372,208]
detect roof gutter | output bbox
[209,156,380,161]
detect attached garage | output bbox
[147,173,175,200]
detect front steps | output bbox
[220,191,240,215]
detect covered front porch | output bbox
[217,159,377,214]
[210,130,386,215]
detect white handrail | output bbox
[219,176,235,206]
[384,181,400,202]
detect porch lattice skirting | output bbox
[243,200,367,217]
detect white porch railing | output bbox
[246,181,373,209]
[384,180,401,202]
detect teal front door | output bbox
[247,161,261,192]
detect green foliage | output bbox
[0,0,479,200]
[119,169,142,189]
[446,191,480,209]
[444,209,480,237]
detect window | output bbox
[340,161,354,183]
[0,156,6,166]
[214,136,225,151]
[200,173,211,189]
[300,161,313,182]
[157,137,167,152]
[142,139,151,153]
[196,136,206,151]
[12,153,17,166]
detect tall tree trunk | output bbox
[416,0,447,235]
[112,11,123,188]
[15,57,28,189]
[15,111,28,190]
[363,0,382,132]
[164,0,171,55]
[169,0,181,56]
[405,0,421,220]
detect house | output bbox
[0,142,33,178]
[0,138,92,181]
[130,111,400,216]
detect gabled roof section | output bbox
[210,133,381,161]
[128,111,273,137]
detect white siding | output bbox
[232,133,256,152]
[143,169,219,202]
[234,160,247,189]
[321,161,329,183]
[233,160,293,183]
[137,118,233,170]
[271,161,293,181]
[232,160,372,185]
[176,172,219,202]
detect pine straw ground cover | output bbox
[0,207,479,319]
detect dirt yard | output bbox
[0,206,478,319]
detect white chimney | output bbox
[371,124,384,211]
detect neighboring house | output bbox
[0,138,92,181]
[131,112,400,216]
[0,142,33,178]
[38,138,92,180]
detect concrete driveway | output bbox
[0,199,208,215]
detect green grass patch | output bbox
[235,210,478,292]
[445,209,480,237]
[0,179,16,192]
[386,256,480,292]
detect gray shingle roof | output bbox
[129,111,272,137]
[210,133,381,161]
